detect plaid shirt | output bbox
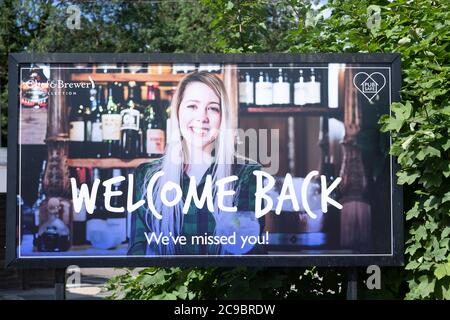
[127,157,264,256]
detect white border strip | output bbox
[17,65,393,258]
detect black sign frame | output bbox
[6,53,403,268]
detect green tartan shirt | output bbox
[127,157,264,256]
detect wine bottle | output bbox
[238,71,254,108]
[91,85,105,158]
[135,82,146,156]
[145,107,165,158]
[109,168,125,211]
[72,167,89,245]
[198,64,222,73]
[265,71,274,105]
[69,103,86,158]
[128,64,147,74]
[294,70,307,106]
[172,64,196,74]
[32,160,47,240]
[144,85,165,158]
[98,63,120,74]
[113,81,125,111]
[120,82,141,159]
[102,84,121,158]
[73,63,89,74]
[88,168,105,220]
[84,90,93,158]
[163,87,176,146]
[255,71,273,106]
[306,68,321,105]
[106,168,127,244]
[272,68,290,105]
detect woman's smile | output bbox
[189,125,210,136]
[179,81,222,151]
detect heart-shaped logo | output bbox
[353,72,386,102]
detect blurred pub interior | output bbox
[3,62,392,287]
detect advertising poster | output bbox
[6,54,402,267]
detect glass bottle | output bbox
[294,70,307,106]
[102,84,122,158]
[307,68,321,105]
[120,82,141,159]
[272,68,290,105]
[91,85,105,158]
[238,71,254,108]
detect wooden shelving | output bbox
[240,106,343,119]
[70,73,224,83]
[70,71,226,100]
[67,158,157,169]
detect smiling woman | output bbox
[128,71,265,256]
[179,81,222,155]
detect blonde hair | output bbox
[142,71,237,255]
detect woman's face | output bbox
[178,81,222,153]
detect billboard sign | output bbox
[6,53,403,267]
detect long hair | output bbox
[142,71,237,255]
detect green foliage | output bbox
[105,267,346,300]
[373,0,449,299]
[203,0,302,52]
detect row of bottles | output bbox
[72,63,222,74]
[69,82,169,159]
[71,166,133,247]
[20,63,222,109]
[238,67,324,107]
[23,160,133,251]
[21,63,327,111]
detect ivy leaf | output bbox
[405,260,420,270]
[401,135,415,149]
[442,227,450,239]
[443,106,450,116]
[442,191,450,204]
[434,262,450,280]
[434,264,447,280]
[176,286,188,299]
[433,248,448,262]
[406,242,421,256]
[398,36,411,45]
[417,275,436,298]
[392,102,410,120]
[423,196,439,212]
[439,279,450,300]
[397,171,420,185]
[386,102,413,132]
[225,1,234,11]
[444,162,450,178]
[406,204,421,220]
[384,118,404,132]
[416,146,441,160]
[164,293,178,300]
[414,225,428,241]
